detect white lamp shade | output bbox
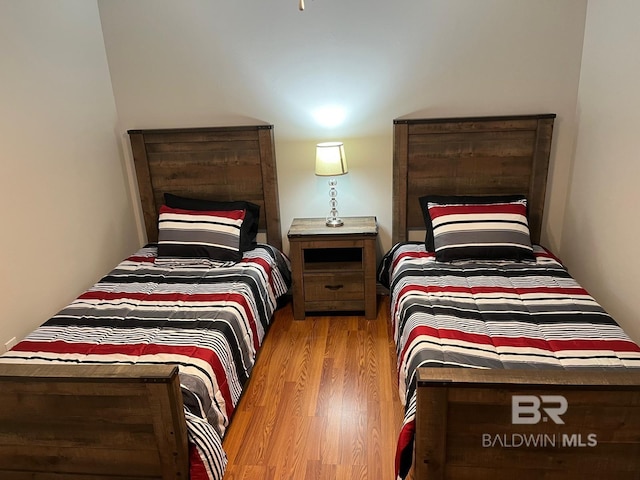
[315,142,348,176]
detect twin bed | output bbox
[0,125,289,480]
[386,115,640,479]
[1,117,639,479]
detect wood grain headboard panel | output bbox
[392,114,555,245]
[128,125,282,251]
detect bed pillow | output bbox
[164,193,260,252]
[419,194,528,251]
[157,205,245,262]
[420,195,534,262]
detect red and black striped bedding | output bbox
[0,243,291,480]
[378,242,640,479]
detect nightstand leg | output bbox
[364,238,377,319]
[289,241,306,320]
[293,297,306,320]
[365,301,376,320]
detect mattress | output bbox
[379,242,640,479]
[0,243,291,480]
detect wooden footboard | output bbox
[415,368,640,480]
[0,364,189,479]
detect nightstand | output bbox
[287,216,378,320]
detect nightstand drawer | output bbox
[304,273,364,302]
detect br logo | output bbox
[512,395,568,425]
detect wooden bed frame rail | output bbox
[416,368,640,480]
[0,364,188,479]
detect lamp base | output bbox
[326,217,344,227]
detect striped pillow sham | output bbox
[423,196,534,262]
[157,205,245,262]
[164,193,260,253]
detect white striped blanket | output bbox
[378,242,640,479]
[0,244,291,480]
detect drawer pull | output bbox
[324,284,344,291]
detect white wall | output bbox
[98,0,587,254]
[560,0,640,342]
[0,1,139,346]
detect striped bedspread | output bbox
[0,243,291,480]
[378,242,640,479]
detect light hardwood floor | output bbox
[222,296,406,479]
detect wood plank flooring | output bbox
[222,296,405,480]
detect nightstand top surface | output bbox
[288,216,378,237]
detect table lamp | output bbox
[315,142,348,227]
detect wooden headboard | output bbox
[128,125,282,251]
[392,114,556,245]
